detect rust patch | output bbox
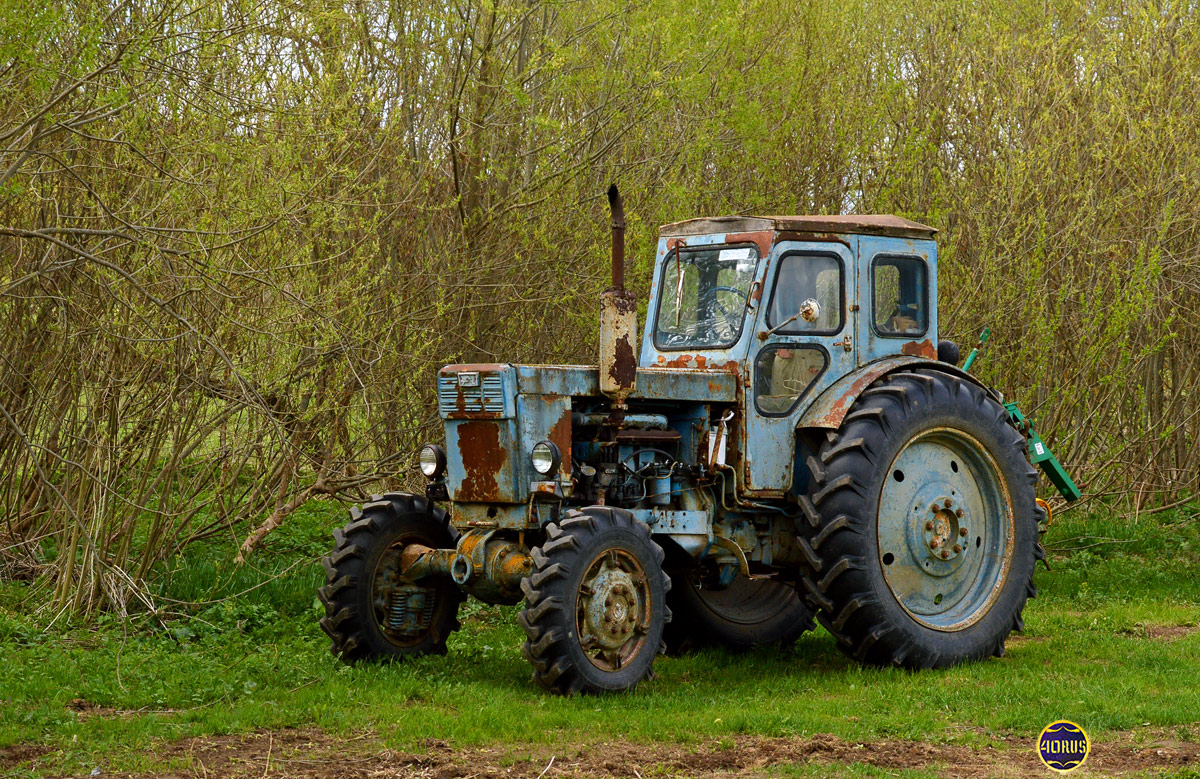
[724,230,773,257]
[455,421,506,502]
[809,371,881,428]
[547,403,572,478]
[775,230,853,248]
[609,333,637,387]
[658,353,740,372]
[900,339,936,359]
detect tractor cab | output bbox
[644,215,939,494]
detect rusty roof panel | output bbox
[659,214,936,240]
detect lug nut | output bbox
[931,504,940,513]
[953,544,962,553]
[925,521,934,531]
[959,527,968,537]
[955,509,964,518]
[944,499,953,508]
[940,550,950,560]
[930,539,940,549]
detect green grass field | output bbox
[2,499,1199,777]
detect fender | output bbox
[796,356,997,430]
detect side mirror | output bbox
[764,298,821,337]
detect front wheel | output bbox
[318,493,465,663]
[518,507,671,694]
[798,369,1044,669]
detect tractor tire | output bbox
[318,493,465,664]
[797,368,1045,669]
[664,573,815,653]
[518,506,671,695]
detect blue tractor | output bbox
[319,187,1079,694]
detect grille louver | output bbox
[437,374,505,415]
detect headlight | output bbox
[418,444,446,478]
[531,441,561,476]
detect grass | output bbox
[1,499,1199,776]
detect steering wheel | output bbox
[708,285,748,339]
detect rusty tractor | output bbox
[318,186,1080,694]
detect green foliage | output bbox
[0,0,1197,614]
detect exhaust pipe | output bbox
[599,184,637,399]
[608,184,626,289]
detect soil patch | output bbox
[0,743,51,769]
[66,698,121,721]
[1143,624,1199,641]
[1117,624,1200,641]
[7,728,1199,777]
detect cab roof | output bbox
[658,214,936,241]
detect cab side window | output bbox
[766,253,843,334]
[872,256,927,336]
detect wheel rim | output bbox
[876,427,1014,631]
[371,536,440,647]
[576,549,652,671]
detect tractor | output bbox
[318,187,1080,694]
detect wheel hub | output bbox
[909,496,970,575]
[577,550,650,670]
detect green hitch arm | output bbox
[961,327,991,373]
[1005,402,1082,502]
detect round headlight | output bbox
[531,441,561,476]
[418,444,446,478]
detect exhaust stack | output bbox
[599,184,637,399]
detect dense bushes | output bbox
[1,0,1196,613]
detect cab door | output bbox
[742,240,856,493]
[855,235,938,365]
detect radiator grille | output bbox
[437,374,505,415]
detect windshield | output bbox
[654,244,759,350]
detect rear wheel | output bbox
[318,493,464,663]
[665,573,814,653]
[519,507,671,694]
[797,369,1044,668]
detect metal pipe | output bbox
[607,183,625,290]
[962,326,991,373]
[572,412,667,429]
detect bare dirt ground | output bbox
[5,728,1198,778]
